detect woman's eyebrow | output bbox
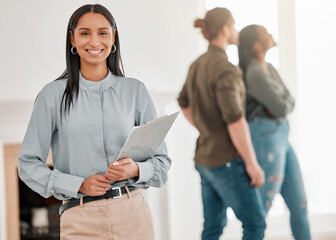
[78,27,111,31]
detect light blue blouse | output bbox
[18,70,171,200]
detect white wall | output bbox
[295,0,336,235]
[0,0,205,101]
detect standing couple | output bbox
[178,7,311,240]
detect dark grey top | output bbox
[245,59,295,121]
[18,70,171,200]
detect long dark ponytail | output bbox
[55,4,124,120]
[238,25,259,77]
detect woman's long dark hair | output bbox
[55,4,124,120]
[238,25,259,76]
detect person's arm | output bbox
[178,64,197,126]
[18,84,85,200]
[181,107,195,127]
[227,118,264,187]
[272,65,296,114]
[215,67,264,187]
[246,66,294,118]
[106,82,171,188]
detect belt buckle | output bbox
[111,187,122,199]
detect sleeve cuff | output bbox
[53,171,85,198]
[135,161,154,184]
[177,98,189,108]
[224,111,244,125]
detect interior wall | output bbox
[0,0,205,101]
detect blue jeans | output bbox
[195,159,266,240]
[249,117,311,240]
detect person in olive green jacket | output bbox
[178,8,266,240]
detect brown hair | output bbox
[194,7,232,41]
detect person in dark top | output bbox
[239,24,311,240]
[178,8,266,240]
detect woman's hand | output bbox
[267,109,275,118]
[245,162,265,187]
[79,174,111,196]
[105,158,139,181]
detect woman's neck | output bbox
[254,51,268,70]
[80,62,109,82]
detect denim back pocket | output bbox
[255,118,282,136]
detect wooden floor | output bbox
[265,233,336,240]
[271,237,336,240]
[223,231,336,240]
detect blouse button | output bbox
[226,162,231,168]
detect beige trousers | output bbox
[60,188,155,240]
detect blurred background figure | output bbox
[239,24,311,240]
[178,8,266,240]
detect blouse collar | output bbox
[79,69,117,92]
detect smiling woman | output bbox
[17,4,171,240]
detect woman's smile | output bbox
[86,49,104,56]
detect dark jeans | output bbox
[195,159,266,240]
[249,117,311,240]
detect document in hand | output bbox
[116,111,179,161]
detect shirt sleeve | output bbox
[131,82,172,188]
[177,83,189,108]
[246,65,295,118]
[177,63,197,108]
[271,65,296,114]
[18,84,85,200]
[215,67,246,125]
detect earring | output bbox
[111,45,117,53]
[71,47,77,55]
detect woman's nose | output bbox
[89,36,101,46]
[89,41,101,46]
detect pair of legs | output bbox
[195,159,266,240]
[249,117,311,240]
